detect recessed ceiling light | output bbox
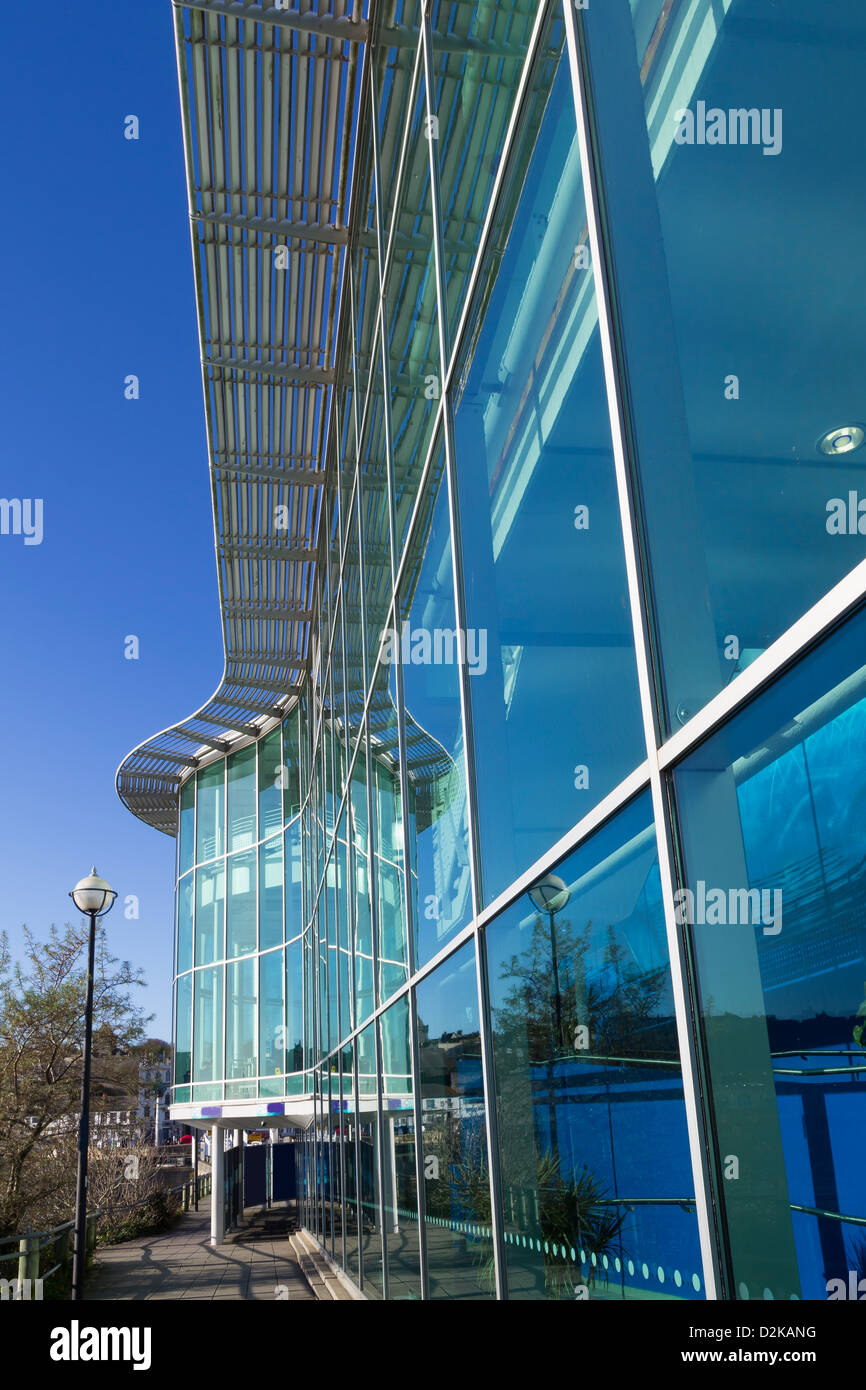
[818,424,865,456]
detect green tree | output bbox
[0,921,150,1235]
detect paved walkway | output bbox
[84,1203,316,1301]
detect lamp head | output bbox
[70,867,117,917]
[528,873,571,916]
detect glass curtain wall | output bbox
[169,0,866,1301]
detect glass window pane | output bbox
[415,940,494,1299]
[452,49,644,906]
[176,872,193,976]
[283,706,302,821]
[358,1021,384,1299]
[259,949,285,1081]
[359,342,393,678]
[193,965,223,1085]
[344,493,367,751]
[599,0,866,732]
[398,441,473,966]
[430,0,545,341]
[259,836,283,952]
[371,659,409,1002]
[345,1038,361,1285]
[380,995,421,1299]
[196,762,224,862]
[179,777,195,875]
[675,605,866,1300]
[227,744,256,851]
[226,957,256,1081]
[258,727,283,840]
[285,817,302,939]
[195,862,225,966]
[226,850,257,957]
[351,738,375,1026]
[286,936,304,1074]
[174,973,192,1087]
[486,791,702,1300]
[385,75,440,553]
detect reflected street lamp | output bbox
[528,874,572,1054]
[528,874,572,1154]
[69,868,116,1301]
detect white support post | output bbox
[210,1125,225,1246]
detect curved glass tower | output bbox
[119,0,866,1301]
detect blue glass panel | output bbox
[675,603,866,1300]
[486,791,702,1300]
[593,0,866,732]
[452,52,643,905]
[415,941,494,1299]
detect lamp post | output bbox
[69,868,116,1301]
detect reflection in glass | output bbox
[175,973,191,1086]
[258,727,282,840]
[486,792,702,1300]
[344,1037,361,1285]
[371,660,409,1002]
[195,862,224,966]
[351,737,375,1026]
[282,707,302,821]
[259,836,283,951]
[196,762,224,862]
[285,817,302,940]
[226,850,256,958]
[385,76,439,553]
[226,957,256,1083]
[176,874,193,975]
[430,0,543,341]
[675,607,866,1299]
[415,941,494,1299]
[227,744,256,851]
[358,1021,384,1298]
[193,966,223,1085]
[259,949,284,1083]
[380,996,421,1298]
[286,936,304,1074]
[179,777,194,875]
[452,52,643,905]
[607,0,866,730]
[400,448,472,966]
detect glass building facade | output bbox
[123,0,866,1300]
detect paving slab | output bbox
[84,1202,317,1302]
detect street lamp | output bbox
[69,868,116,1301]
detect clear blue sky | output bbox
[0,2,225,1037]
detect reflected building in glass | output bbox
[118,0,866,1301]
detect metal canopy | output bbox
[116,0,540,836]
[117,0,366,834]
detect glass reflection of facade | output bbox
[120,0,866,1301]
